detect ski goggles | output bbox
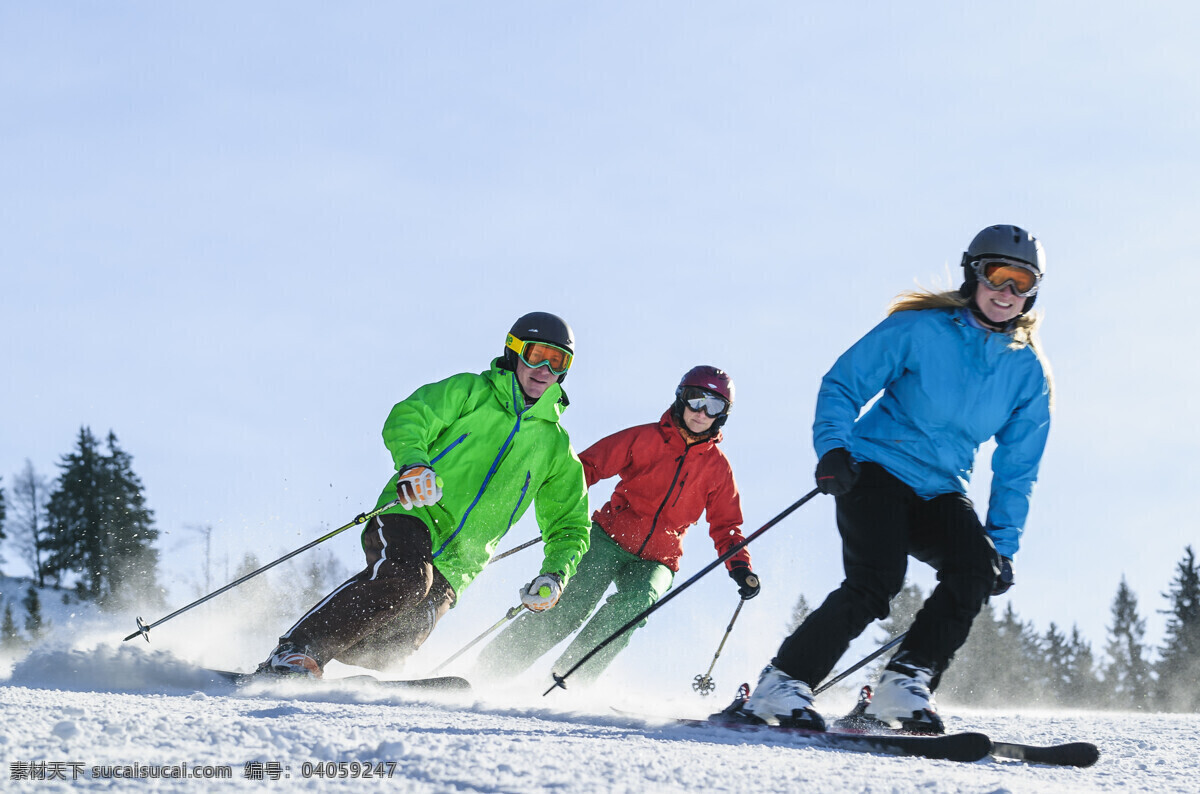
[680,386,729,417]
[971,257,1041,298]
[505,334,573,375]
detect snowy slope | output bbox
[2,644,1195,793]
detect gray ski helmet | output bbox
[959,224,1046,313]
[503,311,575,383]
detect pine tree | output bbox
[1042,622,1072,704]
[1103,576,1151,709]
[1,601,22,651]
[295,549,350,607]
[995,602,1048,704]
[45,427,105,590]
[785,592,812,634]
[230,552,282,638]
[10,460,51,587]
[22,586,43,640]
[99,431,161,608]
[877,581,924,642]
[1156,546,1200,712]
[938,600,1004,706]
[300,559,327,607]
[0,474,8,565]
[1064,625,1100,707]
[864,581,924,680]
[44,427,162,607]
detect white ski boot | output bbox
[256,642,323,679]
[863,659,944,734]
[741,665,826,730]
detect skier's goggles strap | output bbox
[680,387,729,417]
[506,335,572,375]
[971,258,1041,297]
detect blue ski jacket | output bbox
[813,307,1052,558]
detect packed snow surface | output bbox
[1,645,1195,793]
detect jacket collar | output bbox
[656,408,721,448]
[486,358,567,423]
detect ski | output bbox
[686,716,992,762]
[204,668,471,692]
[612,705,989,763]
[836,686,1099,767]
[990,740,1100,768]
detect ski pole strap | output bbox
[123,498,405,642]
[544,488,821,696]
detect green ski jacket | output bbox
[371,359,590,597]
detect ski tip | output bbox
[990,740,1100,768]
[288,673,473,692]
[390,675,472,692]
[1061,742,1101,768]
[201,668,471,692]
[206,668,252,685]
[1074,743,1101,767]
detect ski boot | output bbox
[256,641,323,679]
[863,659,944,734]
[734,665,826,730]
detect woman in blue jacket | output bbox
[738,225,1053,733]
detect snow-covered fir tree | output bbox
[43,427,162,608]
[1103,576,1152,709]
[1156,546,1200,712]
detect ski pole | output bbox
[814,631,907,695]
[123,497,406,643]
[544,488,821,696]
[432,605,524,673]
[489,537,539,563]
[692,594,754,696]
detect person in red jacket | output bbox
[474,366,760,686]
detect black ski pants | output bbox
[774,462,1000,689]
[281,513,456,672]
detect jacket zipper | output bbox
[506,471,532,530]
[432,375,528,560]
[637,446,691,557]
[672,471,690,507]
[431,433,468,465]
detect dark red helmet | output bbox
[673,365,734,431]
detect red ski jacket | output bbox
[579,410,750,573]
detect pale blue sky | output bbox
[3,3,1198,689]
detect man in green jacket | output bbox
[258,312,591,678]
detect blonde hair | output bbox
[887,288,1054,405]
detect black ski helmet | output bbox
[959,224,1047,314]
[502,311,576,383]
[672,365,735,432]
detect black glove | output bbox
[815,448,859,496]
[991,557,1014,596]
[729,563,761,600]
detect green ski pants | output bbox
[475,522,674,685]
